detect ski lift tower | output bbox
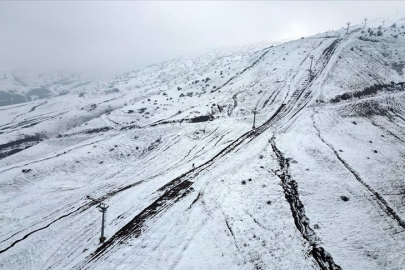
[309,55,315,74]
[346,22,351,34]
[97,202,109,243]
[252,109,257,129]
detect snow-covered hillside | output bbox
[0,18,405,270]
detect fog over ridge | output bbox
[1,1,404,77]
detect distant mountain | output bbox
[0,69,92,106]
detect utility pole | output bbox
[252,109,257,129]
[346,22,351,34]
[309,55,314,74]
[364,18,368,29]
[97,202,109,243]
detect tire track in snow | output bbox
[3,34,350,268]
[250,38,344,135]
[80,127,257,266]
[29,101,47,112]
[224,219,242,254]
[81,101,289,267]
[0,180,144,254]
[80,35,349,267]
[0,101,48,130]
[371,120,405,143]
[0,103,30,112]
[0,206,87,255]
[84,180,194,264]
[390,110,405,124]
[312,113,405,231]
[0,112,67,133]
[0,137,108,174]
[212,46,273,93]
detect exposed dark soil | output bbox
[270,138,342,270]
[0,134,45,160]
[89,180,193,262]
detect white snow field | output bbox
[1,18,405,270]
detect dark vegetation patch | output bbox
[358,36,379,42]
[85,127,113,134]
[148,138,161,150]
[339,99,402,117]
[0,133,46,159]
[330,82,405,104]
[105,88,120,94]
[89,104,97,111]
[188,115,214,123]
[392,62,405,75]
[149,114,215,127]
[58,127,113,137]
[138,108,147,113]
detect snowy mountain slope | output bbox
[318,24,405,101]
[0,19,405,270]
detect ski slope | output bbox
[0,18,405,270]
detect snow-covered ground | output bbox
[0,17,405,270]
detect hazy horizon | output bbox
[1,1,405,77]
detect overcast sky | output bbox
[1,1,404,77]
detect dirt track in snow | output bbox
[79,34,350,269]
